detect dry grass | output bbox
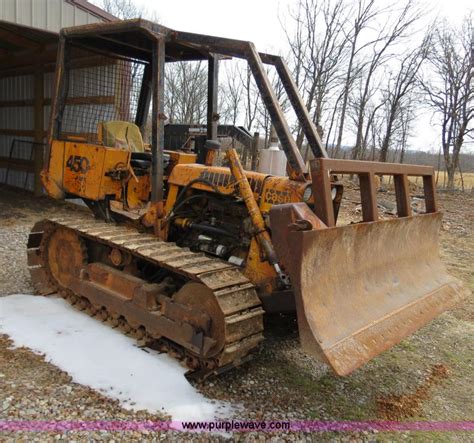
[409,171,474,190]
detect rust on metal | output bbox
[226,148,278,265]
[271,206,469,376]
[310,158,438,226]
[27,217,264,378]
[29,17,470,379]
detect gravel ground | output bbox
[0,183,472,442]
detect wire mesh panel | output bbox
[58,45,147,144]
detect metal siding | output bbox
[32,0,48,29]
[87,11,100,24]
[61,1,75,27]
[0,107,34,131]
[44,72,54,98]
[46,0,60,32]
[0,135,34,157]
[0,134,34,190]
[1,0,107,31]
[73,7,89,26]
[0,74,34,100]
[44,105,51,130]
[0,0,16,22]
[0,73,35,189]
[16,0,33,27]
[0,0,109,190]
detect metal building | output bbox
[0,0,115,194]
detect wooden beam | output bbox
[0,156,34,172]
[0,99,34,108]
[0,129,45,137]
[0,46,57,73]
[0,51,118,79]
[64,96,115,106]
[0,96,116,108]
[0,62,56,79]
[0,29,41,49]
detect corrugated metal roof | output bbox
[67,0,116,22]
[0,0,115,33]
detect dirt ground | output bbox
[0,183,472,442]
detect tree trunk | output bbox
[446,166,455,190]
[352,112,364,160]
[379,136,390,162]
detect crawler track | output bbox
[27,215,264,379]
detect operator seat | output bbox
[97,121,170,172]
[98,121,145,152]
[98,121,150,171]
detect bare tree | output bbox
[378,36,429,162]
[397,100,416,163]
[96,0,209,127]
[348,75,381,157]
[164,61,208,124]
[220,63,244,126]
[92,0,158,20]
[421,16,473,189]
[351,0,421,160]
[283,0,348,152]
[255,66,290,148]
[239,65,261,132]
[334,0,379,154]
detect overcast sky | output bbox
[134,0,472,152]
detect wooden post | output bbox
[33,67,44,196]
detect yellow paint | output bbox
[44,134,319,296]
[126,174,150,209]
[168,163,307,215]
[41,140,66,199]
[244,238,277,293]
[62,142,127,200]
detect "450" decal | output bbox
[66,155,91,173]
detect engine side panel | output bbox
[166,163,308,214]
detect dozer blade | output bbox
[271,206,469,376]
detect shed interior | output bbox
[0,20,59,194]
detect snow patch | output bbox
[0,294,231,421]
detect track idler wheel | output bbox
[43,227,87,290]
[172,282,226,359]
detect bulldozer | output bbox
[27,19,468,379]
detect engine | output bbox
[165,163,311,270]
[169,191,252,267]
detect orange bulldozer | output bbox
[28,19,469,378]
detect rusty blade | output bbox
[276,210,469,376]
